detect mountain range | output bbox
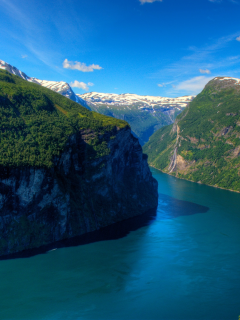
[78,92,195,144]
[143,76,240,192]
[0,60,194,144]
[0,60,89,108]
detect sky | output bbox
[0,0,240,97]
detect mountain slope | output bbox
[0,69,158,256]
[0,60,89,109]
[78,92,195,145]
[143,76,240,192]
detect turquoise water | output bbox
[1,168,240,320]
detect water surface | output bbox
[1,168,240,320]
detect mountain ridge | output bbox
[78,91,194,109]
[78,92,195,145]
[0,60,89,108]
[0,59,194,144]
[143,76,240,192]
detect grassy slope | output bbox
[143,78,240,192]
[89,103,181,145]
[0,70,128,168]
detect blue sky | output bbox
[0,0,240,97]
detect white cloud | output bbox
[70,81,94,91]
[150,31,240,97]
[157,83,165,87]
[21,54,28,58]
[63,59,103,72]
[139,0,162,3]
[236,36,240,41]
[199,69,211,74]
[175,76,213,94]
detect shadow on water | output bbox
[1,194,209,261]
[157,193,209,220]
[1,208,157,261]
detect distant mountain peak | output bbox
[78,92,195,109]
[0,59,89,108]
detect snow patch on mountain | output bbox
[217,77,240,85]
[0,60,89,108]
[78,92,195,110]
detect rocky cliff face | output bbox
[0,126,158,256]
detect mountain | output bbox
[0,69,158,257]
[0,59,195,145]
[78,92,195,145]
[0,60,89,109]
[143,76,240,192]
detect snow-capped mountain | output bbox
[78,92,195,110]
[215,76,240,86]
[0,60,88,108]
[77,92,195,145]
[35,79,87,105]
[0,59,195,145]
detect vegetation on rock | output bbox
[143,77,240,192]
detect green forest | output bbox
[0,70,128,168]
[143,78,240,192]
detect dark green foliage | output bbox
[0,70,128,168]
[143,78,240,192]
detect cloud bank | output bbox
[70,81,94,91]
[63,59,103,72]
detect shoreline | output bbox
[149,165,240,194]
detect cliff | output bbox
[143,76,240,192]
[0,70,158,256]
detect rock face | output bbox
[0,126,158,256]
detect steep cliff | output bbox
[0,70,158,256]
[143,76,240,192]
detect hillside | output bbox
[0,60,194,145]
[0,69,158,256]
[143,76,240,192]
[0,69,126,168]
[78,92,194,145]
[0,60,88,108]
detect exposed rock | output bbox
[0,126,158,256]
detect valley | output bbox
[0,60,194,145]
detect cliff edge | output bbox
[0,70,158,256]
